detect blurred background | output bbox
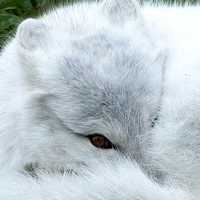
[0,0,199,48]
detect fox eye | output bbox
[88,134,114,149]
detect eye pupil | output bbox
[88,134,114,149]
[92,136,105,147]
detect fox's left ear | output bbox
[16,18,49,51]
[15,18,51,87]
[101,0,142,23]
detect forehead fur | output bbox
[37,2,161,84]
[42,1,137,34]
[40,1,156,52]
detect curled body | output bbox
[0,0,200,199]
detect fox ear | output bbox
[15,19,50,87]
[102,0,141,23]
[16,18,48,50]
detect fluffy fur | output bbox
[0,159,190,200]
[0,0,200,199]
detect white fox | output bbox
[0,0,199,199]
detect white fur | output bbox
[0,159,190,200]
[0,0,200,199]
[143,6,200,197]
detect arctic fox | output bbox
[0,0,200,199]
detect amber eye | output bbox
[88,134,114,149]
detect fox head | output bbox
[1,0,167,176]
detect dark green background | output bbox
[0,0,199,48]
